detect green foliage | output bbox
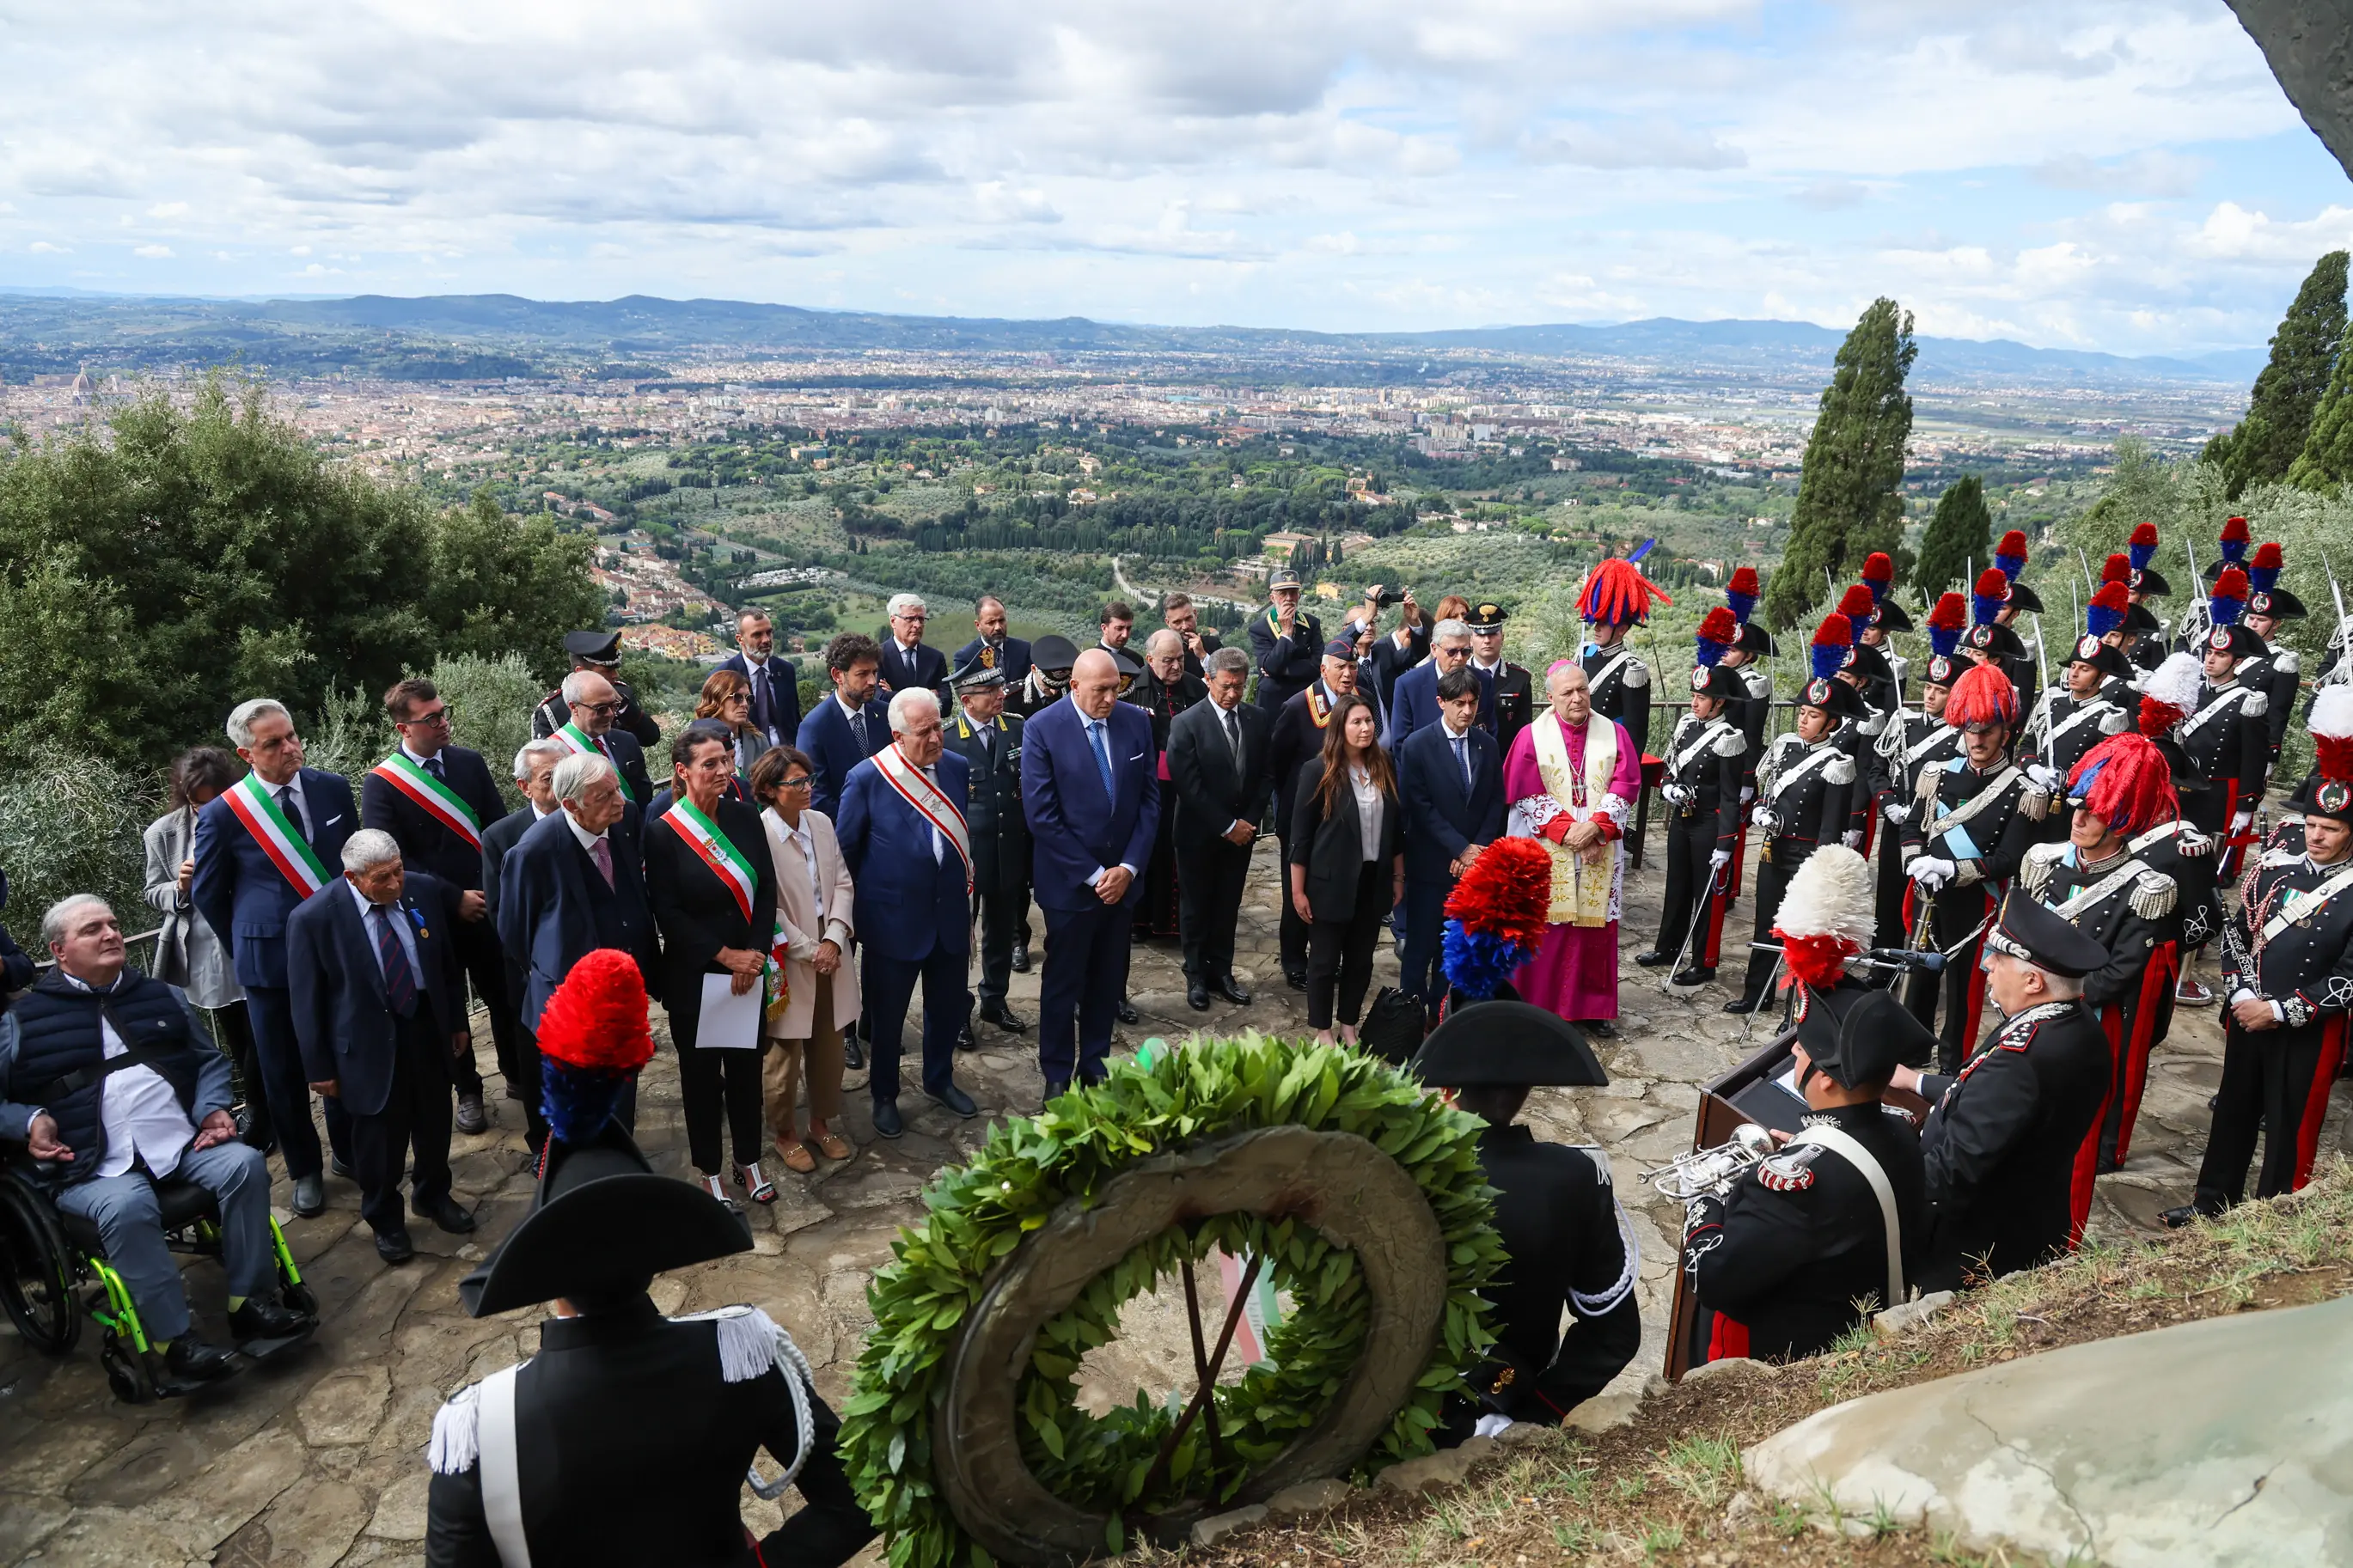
[839,1034,1502,1568]
[1912,475,1991,601]
[0,745,162,944]
[298,653,544,815]
[1762,299,1916,629]
[0,376,599,771]
[2206,250,2347,499]
[2289,320,2353,492]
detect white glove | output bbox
[1739,785,1755,805]
[1708,849,1733,871]
[2230,809,2255,833]
[1750,805,1773,829]
[1909,856,1956,892]
[1661,782,1691,807]
[1841,830,1863,850]
[1472,1413,1514,1440]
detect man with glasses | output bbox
[551,669,657,806]
[877,593,949,711]
[718,609,803,752]
[532,630,662,749]
[1385,617,1474,753]
[362,678,511,1136]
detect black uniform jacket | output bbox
[1903,755,2044,888]
[2222,849,2353,1028]
[425,1300,874,1568]
[2020,842,2175,1010]
[2023,689,2128,782]
[1661,711,1745,847]
[1916,998,2110,1290]
[1732,665,1772,791]
[944,708,1028,888]
[1755,733,1855,852]
[1687,1098,1927,1362]
[1469,1124,1641,1422]
[1873,714,1959,821]
[1582,642,1651,755]
[1470,658,1535,755]
[1266,682,1342,838]
[2177,678,2271,827]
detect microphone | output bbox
[1868,946,1947,973]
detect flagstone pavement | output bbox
[3,834,2345,1567]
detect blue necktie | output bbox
[373,905,417,1018]
[424,755,445,782]
[1088,719,1115,804]
[1453,735,1470,794]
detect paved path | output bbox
[3,831,2344,1566]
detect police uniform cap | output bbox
[950,655,1006,692]
[1111,648,1145,692]
[1323,637,1359,661]
[1794,985,1929,1089]
[2294,775,2353,825]
[564,629,623,664]
[1031,634,1080,674]
[1408,1000,1608,1088]
[2206,624,2266,660]
[1269,567,1305,591]
[1467,602,1508,631]
[1983,888,2111,979]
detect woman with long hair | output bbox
[695,668,767,778]
[1287,693,1404,1047]
[143,747,268,1147]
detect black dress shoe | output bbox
[1041,1079,1070,1109]
[330,1156,357,1180]
[229,1294,314,1340]
[414,1197,478,1235]
[1632,950,1674,968]
[872,1098,904,1139]
[454,1092,489,1135]
[1722,994,1766,1015]
[980,1003,1029,1034]
[1670,967,1715,987]
[2160,1202,2219,1229]
[1580,1018,1618,1039]
[956,1019,979,1052]
[1010,943,1030,973]
[1189,982,1212,1012]
[376,1229,416,1265]
[162,1336,242,1383]
[1285,968,1307,992]
[927,1083,979,1119]
[1115,998,1140,1025]
[1214,976,1253,1006]
[843,1034,865,1071]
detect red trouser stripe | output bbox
[1729,822,1749,900]
[1706,1312,1750,1364]
[2293,1017,2350,1193]
[2113,942,2177,1165]
[1702,868,1729,967]
[1858,808,1877,863]
[2073,1010,2122,1246]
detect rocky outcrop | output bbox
[2229,3,2353,180]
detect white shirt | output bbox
[399,741,441,771]
[346,877,421,983]
[59,971,194,1181]
[564,811,611,858]
[920,765,945,863]
[1470,654,1502,674]
[260,770,310,834]
[1074,704,1139,885]
[1349,765,1385,862]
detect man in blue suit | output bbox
[191,697,357,1215]
[715,608,802,751]
[1386,617,1473,753]
[877,593,950,711]
[288,831,479,1264]
[797,632,890,821]
[1398,668,1506,1021]
[496,752,657,1151]
[834,688,980,1138]
[954,595,1033,692]
[1023,649,1160,1100]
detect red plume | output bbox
[1945,662,2020,730]
[1442,836,1552,951]
[2101,553,2131,585]
[1697,606,1739,644]
[1927,592,1966,631]
[2251,541,2283,572]
[1996,529,2028,557]
[2068,733,2178,839]
[1812,613,1853,649]
[2130,522,2158,549]
[1837,584,1877,622]
[1974,567,2011,599]
[1861,552,1894,583]
[2213,565,2250,602]
[1727,566,1761,596]
[2221,515,2250,544]
[535,949,655,1074]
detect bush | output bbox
[0,746,162,945]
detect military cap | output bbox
[2293,774,2353,825]
[1323,637,1359,661]
[2248,587,2307,620]
[1983,888,2111,979]
[1690,665,1746,702]
[1870,600,1914,633]
[1466,601,1509,631]
[1798,675,1864,719]
[1408,999,1607,1088]
[2003,579,2044,614]
[1734,622,1778,657]
[1841,643,1892,682]
[2204,623,2267,661]
[2067,633,2132,679]
[2120,603,2161,635]
[1922,653,1961,689]
[2130,565,2172,598]
[564,629,623,664]
[950,654,1006,692]
[1031,634,1080,674]
[1111,647,1145,694]
[1268,566,1305,591]
[1965,622,2026,659]
[1793,985,1932,1089]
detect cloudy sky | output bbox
[2,0,2348,354]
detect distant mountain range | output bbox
[0,287,2265,387]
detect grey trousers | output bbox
[52,1140,274,1343]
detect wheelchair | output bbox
[0,1161,317,1403]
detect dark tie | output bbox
[750,665,771,734]
[277,784,309,845]
[851,707,872,753]
[1089,719,1115,803]
[1453,735,1470,794]
[372,905,417,1017]
[981,726,994,766]
[424,755,445,783]
[590,837,615,889]
[1224,705,1244,767]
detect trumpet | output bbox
[1645,1122,1775,1202]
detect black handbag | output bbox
[1355,985,1427,1065]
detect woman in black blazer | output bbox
[645,729,779,1208]
[1288,693,1405,1047]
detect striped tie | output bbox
[373,906,417,1018]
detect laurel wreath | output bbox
[838,1034,1502,1567]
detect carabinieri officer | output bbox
[944,654,1030,1045]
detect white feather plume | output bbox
[1773,844,1874,945]
[2312,684,2353,741]
[2140,650,2203,714]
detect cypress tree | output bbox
[1912,474,1992,601]
[2206,249,2347,497]
[2289,318,2353,490]
[1762,298,1916,630]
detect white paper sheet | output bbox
[697,971,762,1049]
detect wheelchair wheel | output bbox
[0,1170,81,1355]
[99,1328,153,1405]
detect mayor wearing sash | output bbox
[1501,662,1640,1034]
[645,729,779,1209]
[190,697,357,1216]
[549,669,657,808]
[834,687,981,1140]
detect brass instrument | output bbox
[1644,1121,1775,1202]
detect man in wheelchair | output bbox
[2,894,315,1385]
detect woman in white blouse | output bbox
[751,745,860,1173]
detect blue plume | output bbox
[1930,624,1960,658]
[1441,920,1532,1001]
[2086,600,2123,638]
[1726,589,1756,622]
[1972,589,2004,626]
[2129,534,2155,571]
[1629,538,1656,564]
[1810,640,1846,680]
[541,1059,630,1145]
[1696,639,1727,667]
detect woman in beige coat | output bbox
[752,745,860,1173]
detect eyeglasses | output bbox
[574,699,621,717]
[778,775,813,790]
[400,706,450,727]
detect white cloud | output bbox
[133,242,174,258]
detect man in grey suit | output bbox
[1165,646,1272,1013]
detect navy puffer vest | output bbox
[6,970,203,1187]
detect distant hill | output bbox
[0,288,2264,387]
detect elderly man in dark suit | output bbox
[1166,645,1271,1012]
[716,608,802,752]
[835,687,980,1139]
[191,696,358,1217]
[550,668,657,807]
[1387,618,1474,753]
[877,593,950,709]
[288,830,479,1264]
[954,595,1034,691]
[798,632,890,821]
[943,656,1030,1043]
[1023,648,1160,1101]
[361,676,510,1136]
[1397,667,1506,1021]
[497,752,658,1150]
[480,738,566,1146]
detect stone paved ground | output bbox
[4,830,2347,1566]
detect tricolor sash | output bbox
[553,722,639,802]
[762,914,791,1029]
[371,753,481,847]
[223,774,331,899]
[877,743,974,894]
[667,797,758,923]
